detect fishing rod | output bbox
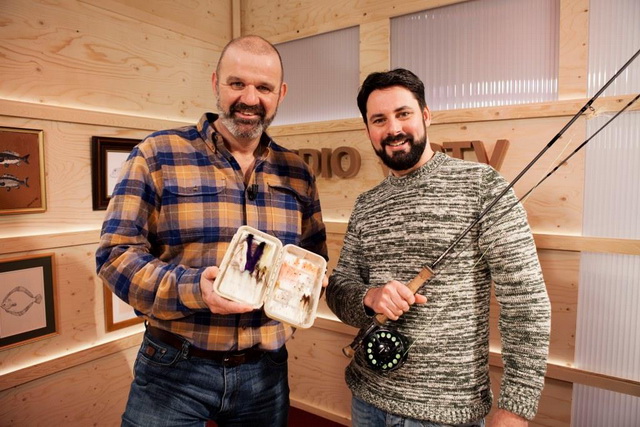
[343,48,640,372]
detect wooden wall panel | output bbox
[490,249,579,366]
[488,367,573,427]
[0,243,144,376]
[81,0,233,47]
[0,115,152,238]
[558,0,589,99]
[276,114,586,234]
[0,0,219,122]
[241,0,465,43]
[359,19,390,82]
[0,345,138,426]
[287,324,353,425]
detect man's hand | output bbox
[200,266,255,315]
[363,280,428,320]
[491,409,528,427]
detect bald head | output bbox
[216,35,284,83]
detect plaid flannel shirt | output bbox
[96,113,327,351]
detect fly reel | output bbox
[362,327,409,372]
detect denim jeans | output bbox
[121,330,289,427]
[352,396,485,427]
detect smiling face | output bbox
[213,43,287,142]
[365,86,434,176]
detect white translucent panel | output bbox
[588,0,640,97]
[573,253,640,425]
[391,0,559,110]
[573,111,640,424]
[273,27,360,126]
[572,385,640,426]
[583,112,640,238]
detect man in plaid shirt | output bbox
[96,35,327,426]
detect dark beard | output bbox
[217,100,275,139]
[374,132,427,172]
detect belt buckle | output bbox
[222,352,246,367]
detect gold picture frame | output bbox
[0,127,46,215]
[0,254,57,350]
[103,285,143,332]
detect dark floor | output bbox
[206,406,344,426]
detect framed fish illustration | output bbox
[0,254,57,350]
[91,136,140,210]
[0,127,47,215]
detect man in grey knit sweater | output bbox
[326,69,551,427]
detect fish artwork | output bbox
[0,151,30,167]
[0,174,29,191]
[1,286,43,316]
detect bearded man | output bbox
[326,69,550,427]
[96,35,327,426]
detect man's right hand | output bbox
[200,266,255,315]
[363,280,428,320]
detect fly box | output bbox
[213,225,326,329]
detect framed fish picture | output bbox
[0,127,46,215]
[0,254,57,350]
[91,136,140,210]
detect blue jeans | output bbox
[121,330,289,427]
[352,396,485,427]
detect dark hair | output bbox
[356,68,427,125]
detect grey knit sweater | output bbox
[326,152,551,423]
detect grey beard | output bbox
[219,115,267,140]
[216,98,276,140]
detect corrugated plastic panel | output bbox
[273,27,360,126]
[390,0,559,110]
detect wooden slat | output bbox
[359,19,390,83]
[558,0,589,100]
[0,229,101,256]
[0,99,189,131]
[489,353,640,398]
[241,0,467,44]
[534,234,640,255]
[0,332,143,392]
[269,95,640,137]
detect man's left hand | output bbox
[490,409,528,427]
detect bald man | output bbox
[97,35,327,426]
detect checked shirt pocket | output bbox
[266,181,306,243]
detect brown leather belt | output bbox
[146,325,266,367]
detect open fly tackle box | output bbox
[213,225,327,328]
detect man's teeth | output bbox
[388,140,406,147]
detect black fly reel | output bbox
[362,327,410,372]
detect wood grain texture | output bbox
[558,0,589,100]
[359,19,390,82]
[0,346,139,426]
[80,0,232,48]
[0,0,218,122]
[241,0,466,43]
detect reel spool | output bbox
[362,327,409,372]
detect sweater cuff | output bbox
[177,267,209,310]
[497,386,542,421]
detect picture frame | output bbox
[91,136,140,210]
[0,127,46,215]
[103,285,143,332]
[0,254,57,350]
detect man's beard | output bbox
[217,99,276,140]
[374,131,427,172]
